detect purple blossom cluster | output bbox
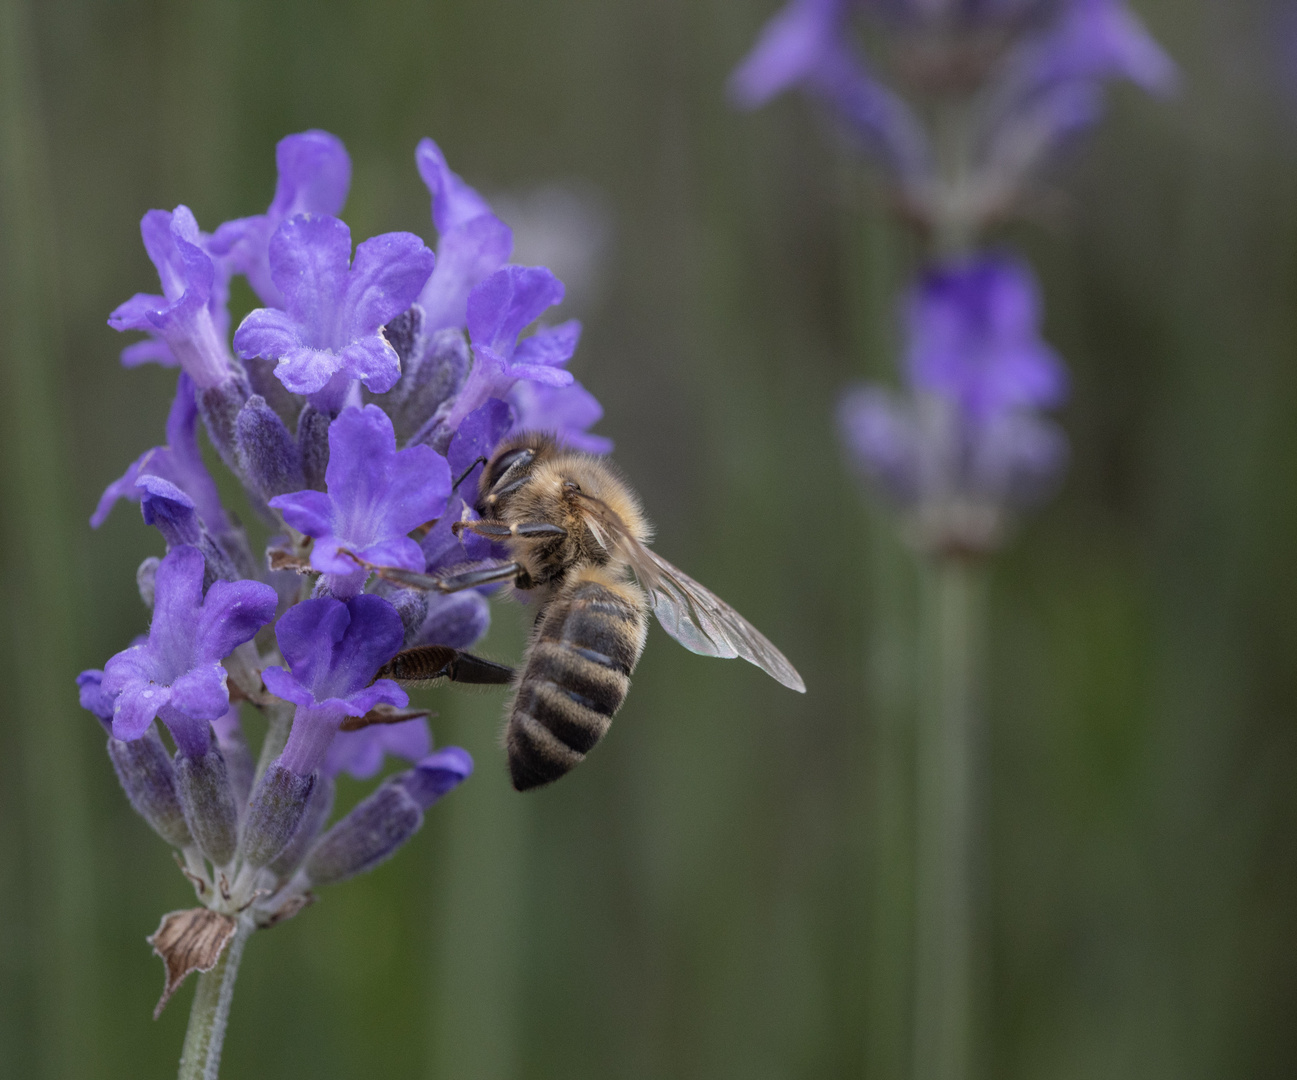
[81,131,608,924]
[732,0,1173,552]
[838,254,1069,552]
[730,0,1176,234]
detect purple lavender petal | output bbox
[164,373,230,534]
[507,378,612,454]
[466,266,566,359]
[78,669,115,728]
[344,232,437,339]
[235,216,433,396]
[271,406,449,595]
[268,595,409,776]
[101,546,276,749]
[92,374,230,534]
[211,131,352,307]
[1027,0,1177,97]
[324,719,432,781]
[728,0,845,108]
[420,214,514,332]
[120,336,176,369]
[194,578,281,661]
[138,475,201,548]
[399,747,474,808]
[271,214,351,336]
[512,319,581,369]
[109,207,236,389]
[92,449,154,529]
[416,137,495,236]
[231,308,299,363]
[269,488,333,538]
[447,398,514,493]
[323,405,449,537]
[167,663,230,720]
[271,130,352,219]
[445,267,571,430]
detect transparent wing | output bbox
[573,491,806,693]
[641,549,806,692]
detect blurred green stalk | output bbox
[912,557,983,1080]
[0,1,97,1076]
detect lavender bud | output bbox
[297,404,331,491]
[268,774,335,880]
[138,477,240,586]
[196,374,251,477]
[240,762,316,868]
[174,743,240,866]
[385,323,470,443]
[243,353,301,428]
[235,395,305,500]
[107,729,194,849]
[302,749,471,886]
[301,779,422,887]
[137,556,160,609]
[372,579,429,645]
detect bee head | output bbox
[477,432,558,517]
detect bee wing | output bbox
[571,491,805,693]
[639,548,806,693]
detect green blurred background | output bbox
[3,0,1296,1076]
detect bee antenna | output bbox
[453,456,488,491]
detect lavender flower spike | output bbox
[415,137,513,332]
[443,265,579,431]
[210,130,352,308]
[261,595,409,777]
[233,214,435,399]
[269,404,451,598]
[101,546,278,757]
[108,206,238,389]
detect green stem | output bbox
[177,916,253,1080]
[912,557,983,1080]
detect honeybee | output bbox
[373,433,805,791]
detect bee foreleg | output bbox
[452,519,568,541]
[432,561,527,592]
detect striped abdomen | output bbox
[506,575,648,791]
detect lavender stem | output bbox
[913,556,982,1080]
[177,915,253,1080]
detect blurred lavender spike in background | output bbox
[730,0,1175,230]
[838,255,1070,552]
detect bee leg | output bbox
[452,520,568,541]
[432,561,528,592]
[369,560,524,593]
[376,645,516,686]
